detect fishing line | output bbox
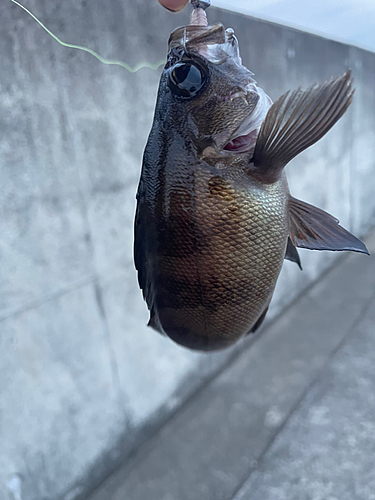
[10,0,165,73]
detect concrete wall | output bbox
[1,1,374,499]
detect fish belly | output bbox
[153,170,289,351]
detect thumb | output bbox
[158,0,190,12]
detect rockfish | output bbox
[134,9,368,351]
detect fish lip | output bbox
[168,24,243,66]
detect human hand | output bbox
[158,0,189,13]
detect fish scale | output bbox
[143,159,289,350]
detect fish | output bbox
[134,8,369,352]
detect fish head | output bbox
[159,23,272,159]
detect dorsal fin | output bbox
[252,71,354,182]
[289,197,369,254]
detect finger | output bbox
[158,0,190,12]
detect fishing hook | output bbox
[191,0,210,9]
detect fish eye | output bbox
[168,62,207,98]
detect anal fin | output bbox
[249,306,269,334]
[289,197,369,254]
[285,236,303,270]
[147,310,165,335]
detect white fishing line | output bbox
[10,0,165,73]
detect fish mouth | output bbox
[224,129,259,153]
[223,85,272,154]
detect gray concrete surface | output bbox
[1,1,375,499]
[87,231,375,500]
[233,236,375,500]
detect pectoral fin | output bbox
[252,71,354,182]
[285,237,303,269]
[289,197,369,254]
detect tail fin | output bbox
[252,71,354,182]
